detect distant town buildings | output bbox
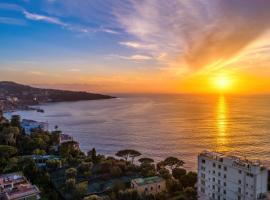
[0,172,40,200]
[197,150,268,200]
[131,176,166,195]
[21,119,48,134]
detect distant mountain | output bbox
[0,81,115,111]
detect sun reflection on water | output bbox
[216,95,228,151]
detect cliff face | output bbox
[0,81,115,111]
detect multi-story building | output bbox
[197,150,268,200]
[0,172,40,200]
[131,176,166,195]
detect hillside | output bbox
[0,81,115,111]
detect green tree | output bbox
[118,189,140,200]
[138,157,154,165]
[66,167,77,179]
[0,126,20,145]
[172,168,187,180]
[158,168,171,179]
[66,178,76,190]
[33,148,46,155]
[10,115,21,129]
[46,159,61,171]
[183,187,197,200]
[88,148,97,163]
[163,157,185,170]
[115,149,141,164]
[110,166,122,177]
[180,172,197,187]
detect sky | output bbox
[1,0,270,94]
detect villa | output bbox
[131,176,166,195]
[0,172,40,200]
[21,119,48,135]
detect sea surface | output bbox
[5,94,270,170]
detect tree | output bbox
[0,145,17,158]
[110,166,122,177]
[84,195,102,200]
[10,115,21,129]
[138,157,154,165]
[158,168,171,179]
[46,159,61,171]
[65,168,77,179]
[0,126,20,145]
[115,149,141,164]
[180,172,197,187]
[88,148,97,163]
[65,178,76,190]
[163,157,185,170]
[33,148,46,155]
[118,189,140,200]
[184,187,197,200]
[172,168,187,180]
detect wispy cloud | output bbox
[119,41,157,50]
[67,68,81,72]
[115,0,270,71]
[23,11,67,26]
[110,54,152,61]
[0,17,26,26]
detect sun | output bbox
[214,75,232,91]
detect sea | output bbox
[4,94,270,170]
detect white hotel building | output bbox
[198,150,268,200]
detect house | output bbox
[131,176,166,195]
[197,150,268,200]
[21,119,48,134]
[59,133,74,144]
[0,172,40,200]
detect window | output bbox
[212,185,215,189]
[212,178,215,182]
[202,159,205,163]
[213,170,216,174]
[223,190,226,194]
[158,185,160,189]
[223,182,226,186]
[151,187,153,191]
[224,174,227,179]
[213,163,216,167]
[239,170,242,174]
[218,165,221,169]
[224,166,227,171]
[238,187,241,193]
[218,172,221,177]
[238,180,241,184]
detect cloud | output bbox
[67,68,81,72]
[0,17,26,26]
[115,0,270,70]
[23,11,67,26]
[119,41,157,50]
[110,54,152,61]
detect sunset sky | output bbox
[1,0,270,94]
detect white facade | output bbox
[198,150,268,200]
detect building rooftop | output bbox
[199,150,265,169]
[132,176,164,186]
[0,172,40,200]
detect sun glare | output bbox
[214,75,232,91]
